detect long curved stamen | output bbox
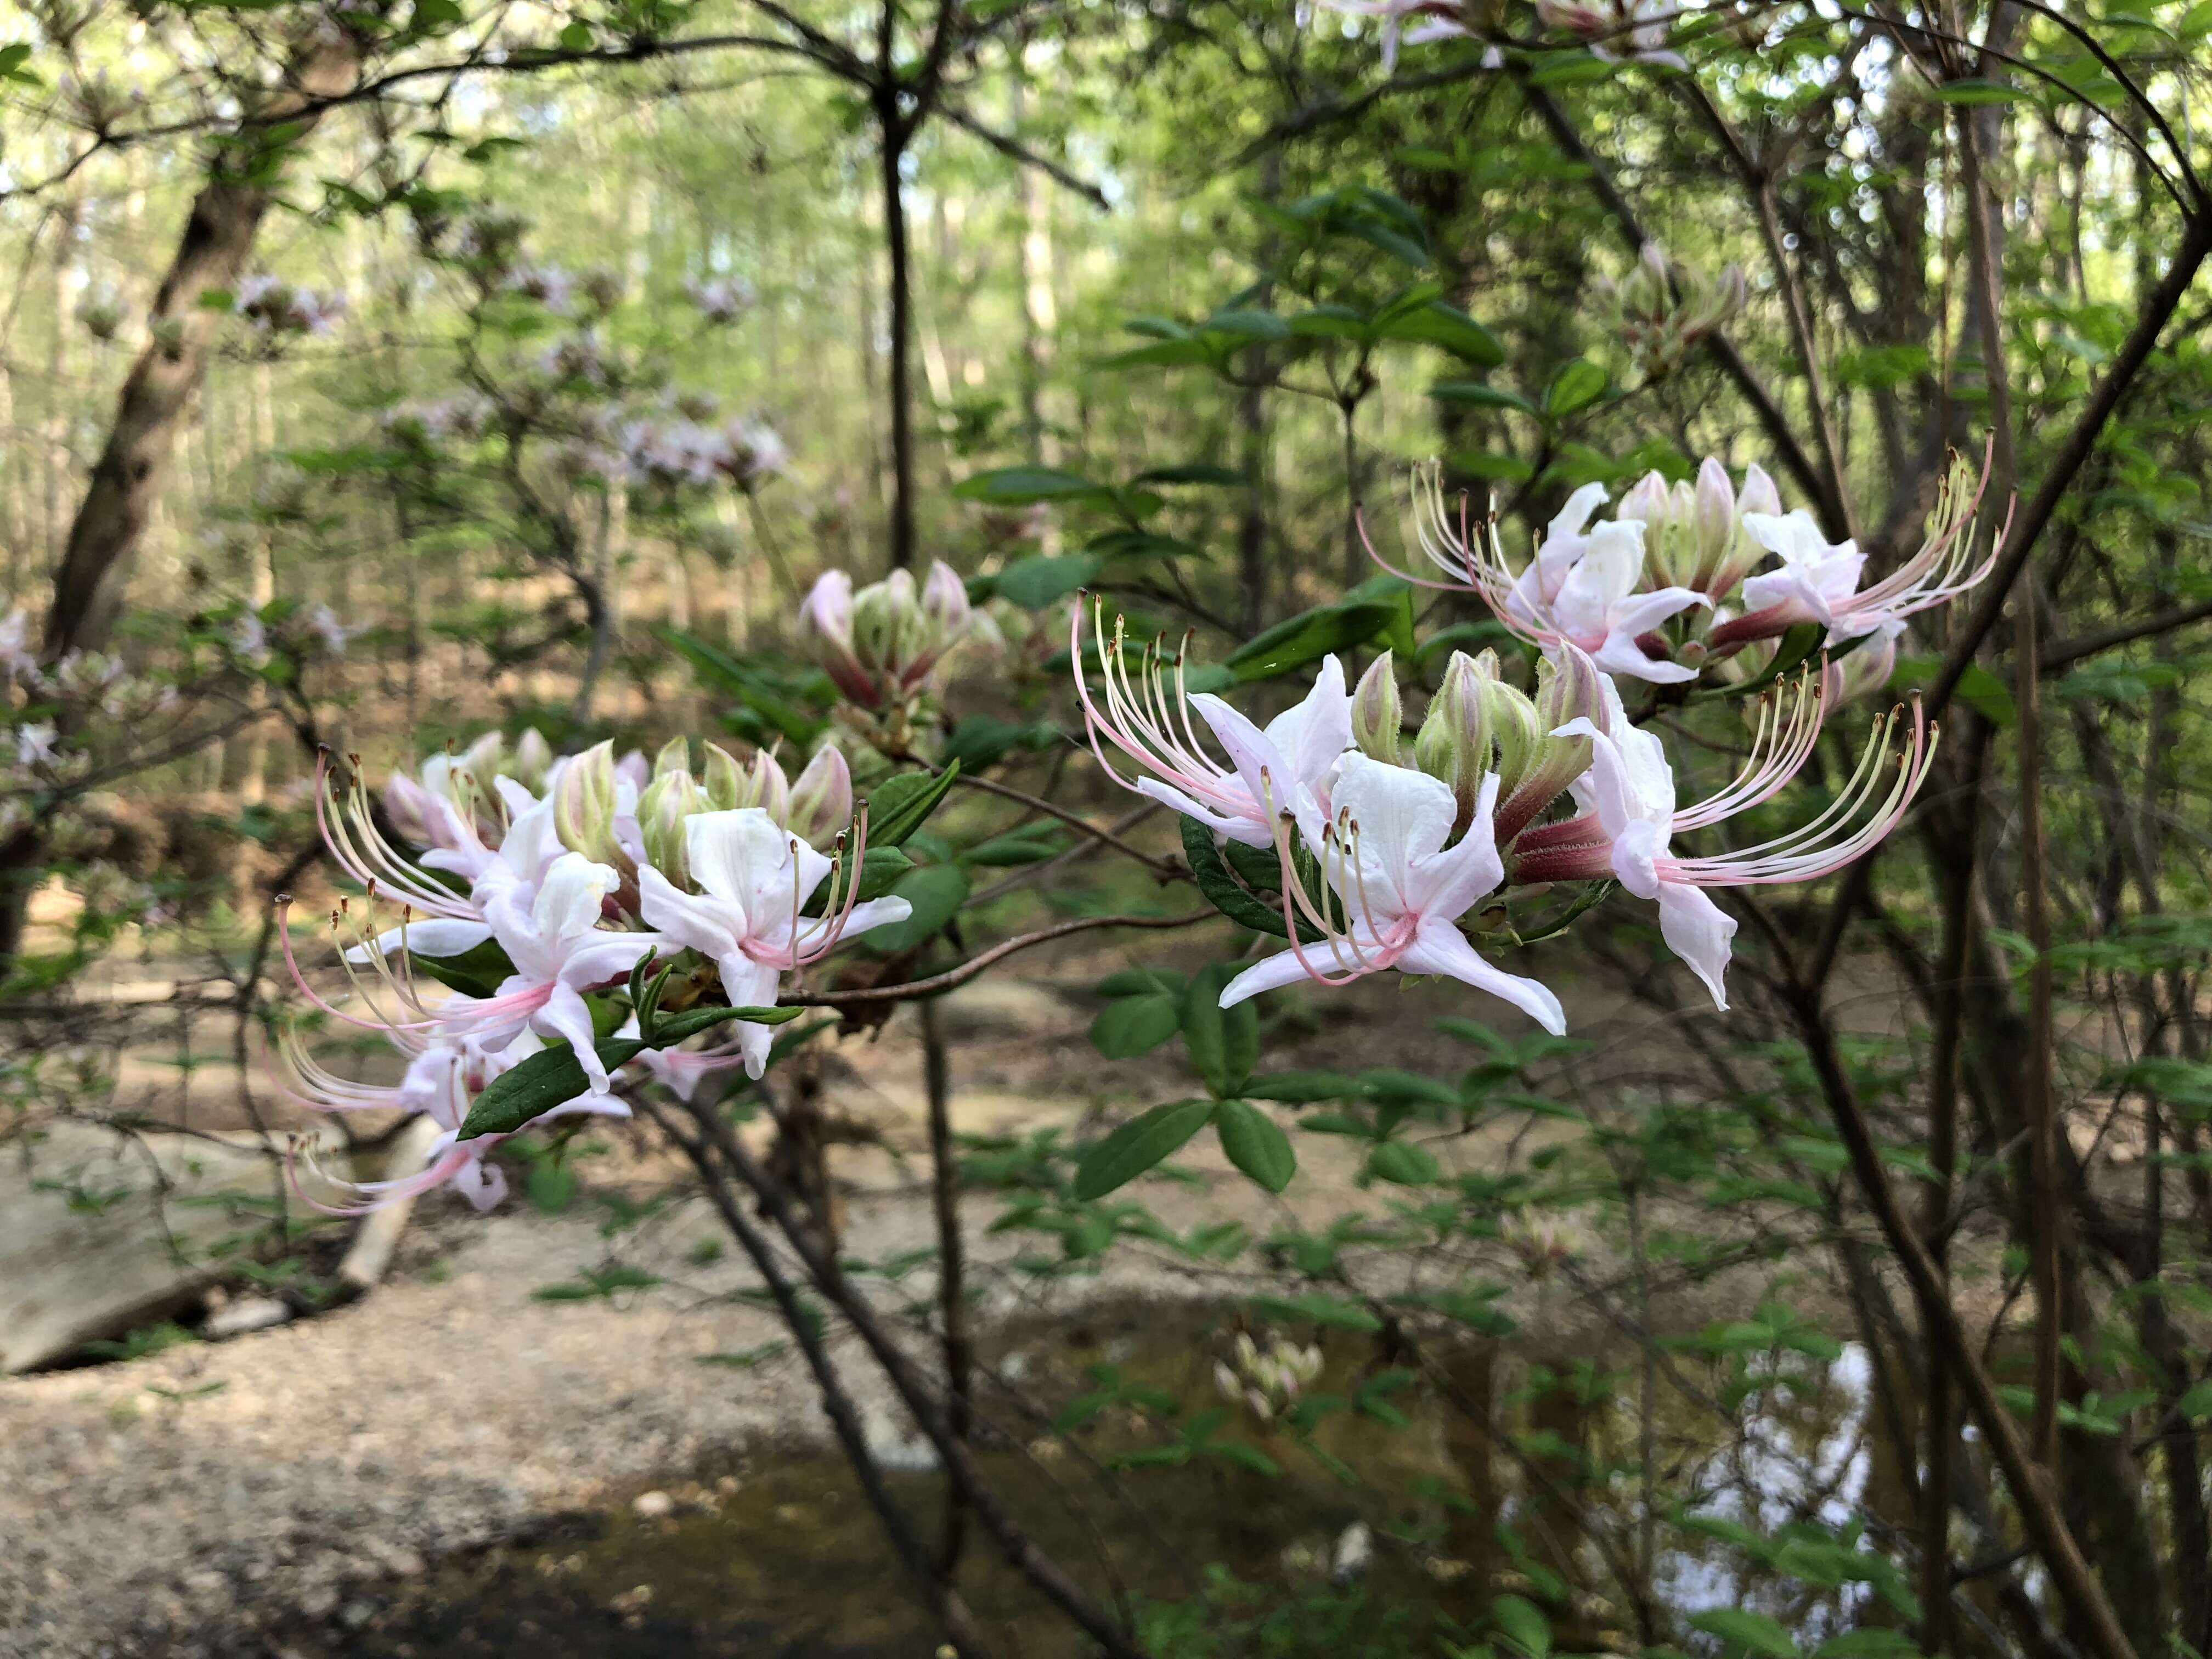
[1071,596,1252,822]
[1672,670,1828,832]
[1668,701,1936,885]
[1837,443,2001,623]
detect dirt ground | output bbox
[0,934,1898,1659]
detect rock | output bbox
[630,1489,674,1520]
[1329,1520,1373,1583]
[336,1115,448,1293]
[1,1121,350,1373]
[205,1296,293,1340]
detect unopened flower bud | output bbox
[798,571,876,705]
[1691,457,1736,592]
[1497,645,1606,843]
[1714,462,1783,597]
[637,766,703,884]
[651,737,691,783]
[737,749,791,822]
[921,560,971,636]
[1414,651,1497,833]
[787,747,853,845]
[698,743,737,811]
[851,568,921,678]
[1351,652,1404,765]
[553,739,625,865]
[509,728,553,789]
[1483,673,1543,802]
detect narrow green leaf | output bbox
[1691,1608,1799,1659]
[866,760,961,848]
[1183,964,1259,1096]
[458,1039,645,1141]
[1073,1099,1217,1199]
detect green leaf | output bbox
[1245,1070,1362,1103]
[1130,462,1243,487]
[1073,1099,1217,1200]
[961,824,1068,867]
[1101,338,1218,370]
[1091,992,1183,1059]
[996,553,1102,611]
[1813,1630,1922,1658]
[864,863,969,953]
[1431,380,1541,416]
[1214,1099,1295,1193]
[1699,623,1826,702]
[1891,654,2016,727]
[1203,307,1294,341]
[1246,1291,1381,1331]
[1691,1608,1799,1659]
[558,19,594,49]
[1374,302,1504,366]
[866,761,961,848]
[953,466,1108,505]
[408,938,516,1000]
[1368,1141,1441,1185]
[1936,77,2022,104]
[1182,964,1259,1096]
[1492,1593,1552,1659]
[1544,358,1608,417]
[459,1039,646,1141]
[653,1003,803,1045]
[1097,968,1185,997]
[1182,815,1302,939]
[1224,595,1402,684]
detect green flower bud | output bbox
[552,739,625,866]
[1414,651,1497,833]
[702,742,745,811]
[1497,646,1605,843]
[651,736,692,783]
[1482,672,1543,802]
[1351,652,1404,765]
[637,766,703,885]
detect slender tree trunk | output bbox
[0,33,363,971]
[878,103,918,573]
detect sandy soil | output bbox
[0,944,1846,1658]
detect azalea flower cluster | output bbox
[276,730,906,1212]
[1311,0,1682,72]
[1075,584,1936,1019]
[1378,448,1995,698]
[1597,242,1747,381]
[1215,1332,1325,1424]
[799,561,1001,721]
[234,274,347,338]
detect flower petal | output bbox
[1398,918,1567,1035]
[1657,881,1737,1009]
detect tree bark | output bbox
[0,32,364,972]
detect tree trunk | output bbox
[0,32,363,971]
[877,101,917,573]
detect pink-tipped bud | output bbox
[787,747,853,845]
[651,736,692,783]
[1351,652,1404,765]
[1691,456,1736,591]
[921,561,972,636]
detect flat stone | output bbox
[1,1121,349,1373]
